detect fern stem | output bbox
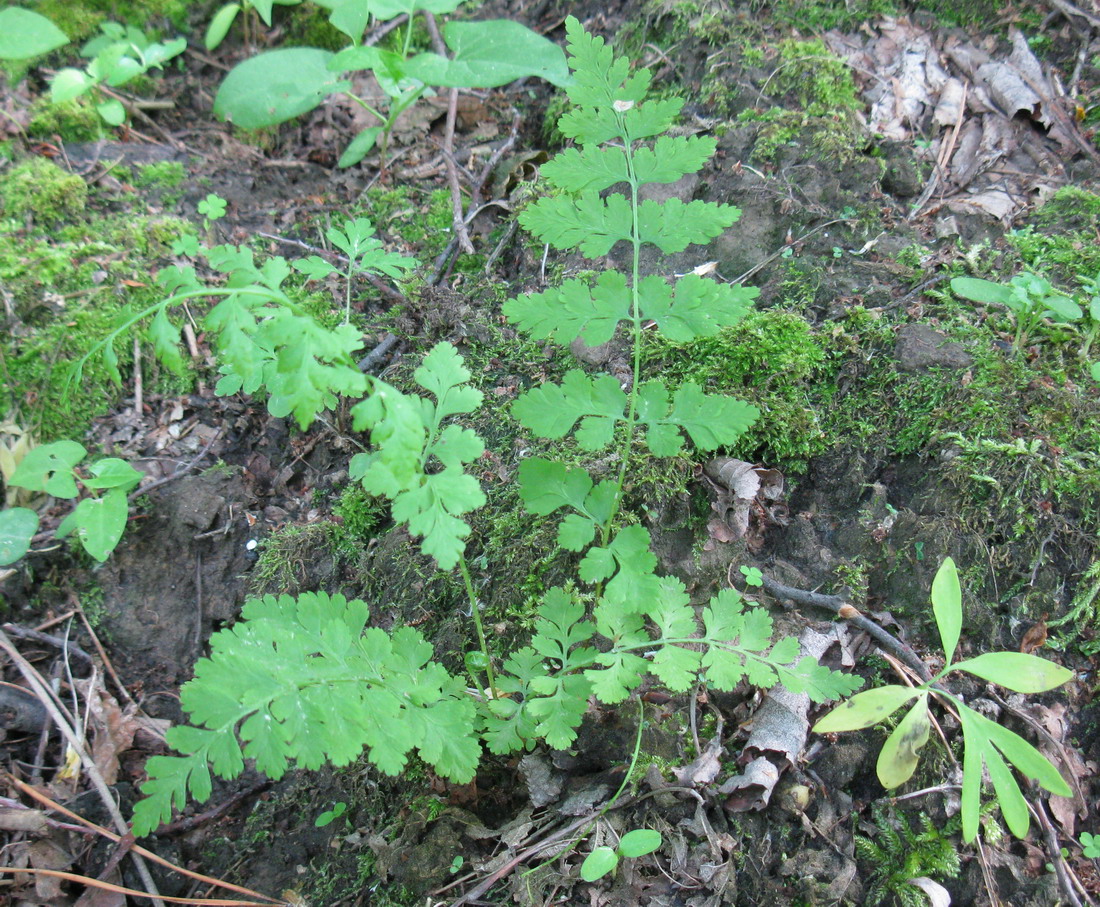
[600,119,644,546]
[459,553,498,699]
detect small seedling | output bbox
[50,21,186,126]
[950,273,1082,350]
[3,440,143,563]
[1081,832,1100,859]
[740,565,764,587]
[814,557,1072,842]
[580,828,662,882]
[212,1,570,167]
[313,801,347,827]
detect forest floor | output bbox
[3,0,1100,905]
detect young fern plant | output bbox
[129,18,862,838]
[73,216,417,431]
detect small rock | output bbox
[894,323,972,372]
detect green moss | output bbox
[249,522,350,595]
[357,185,474,269]
[770,0,895,30]
[35,0,188,40]
[641,309,829,471]
[334,483,387,545]
[27,98,103,143]
[284,2,348,50]
[134,160,185,190]
[856,804,960,907]
[0,212,189,439]
[773,38,861,115]
[0,158,88,225]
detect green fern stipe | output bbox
[132,592,478,836]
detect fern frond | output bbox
[132,592,478,836]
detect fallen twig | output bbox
[760,575,932,682]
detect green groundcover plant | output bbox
[814,557,1072,843]
[0,8,185,126]
[0,441,143,564]
[212,0,571,167]
[128,16,862,837]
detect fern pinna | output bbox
[131,16,860,837]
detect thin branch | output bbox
[760,575,932,682]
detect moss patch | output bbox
[1,158,88,225]
[642,309,830,472]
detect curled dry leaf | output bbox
[824,19,1082,223]
[702,457,786,552]
[720,626,854,811]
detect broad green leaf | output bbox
[984,744,1030,838]
[539,147,629,193]
[813,685,919,733]
[637,198,741,254]
[662,382,759,450]
[518,457,592,516]
[876,694,930,789]
[338,126,383,168]
[149,307,187,376]
[633,136,716,184]
[978,711,1071,797]
[562,14,647,109]
[10,441,86,498]
[214,49,348,129]
[1042,292,1083,323]
[581,847,619,881]
[512,371,626,449]
[557,514,597,552]
[55,488,130,562]
[327,0,371,42]
[205,3,241,51]
[958,704,983,843]
[619,828,662,858]
[951,651,1072,693]
[82,458,143,492]
[414,342,482,420]
[950,277,1012,305]
[51,68,93,104]
[96,98,127,126]
[778,655,864,703]
[930,557,961,666]
[0,507,39,566]
[0,8,69,60]
[504,271,630,347]
[403,20,570,89]
[292,256,338,280]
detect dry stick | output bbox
[0,630,167,907]
[1,622,93,664]
[357,332,399,373]
[6,774,285,904]
[132,335,144,418]
[128,427,223,502]
[69,592,136,708]
[424,13,475,257]
[1033,798,1088,907]
[908,81,967,221]
[759,575,932,683]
